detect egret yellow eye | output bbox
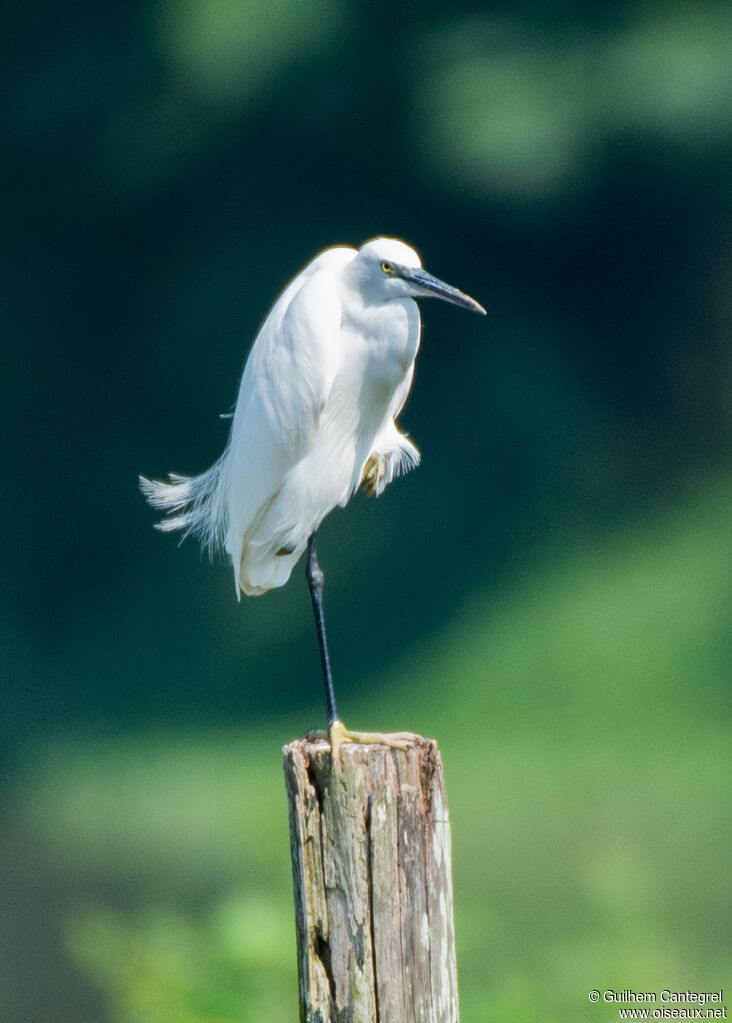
[380,261,395,275]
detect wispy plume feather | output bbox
[139,449,230,557]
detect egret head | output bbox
[354,237,486,315]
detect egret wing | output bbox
[139,248,355,589]
[226,255,353,584]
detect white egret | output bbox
[141,237,485,754]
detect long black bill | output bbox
[401,266,486,315]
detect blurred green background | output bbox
[3,1,732,1020]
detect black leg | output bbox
[306,532,340,727]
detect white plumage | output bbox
[141,237,484,597]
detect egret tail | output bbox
[139,450,229,557]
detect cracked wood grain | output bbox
[283,736,459,1023]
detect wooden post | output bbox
[283,735,459,1023]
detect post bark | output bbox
[282,735,459,1023]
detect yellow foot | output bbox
[360,453,386,497]
[307,720,417,758]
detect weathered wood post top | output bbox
[283,734,459,1023]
